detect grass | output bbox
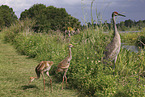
[120,31,145,44]
[0,38,79,97]
[0,19,145,96]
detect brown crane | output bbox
[103,11,125,71]
[28,61,54,91]
[56,44,73,89]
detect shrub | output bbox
[136,36,145,48]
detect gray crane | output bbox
[103,11,125,70]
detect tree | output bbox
[20,4,81,33]
[117,21,127,31]
[136,20,144,29]
[124,19,134,28]
[0,5,17,28]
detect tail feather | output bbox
[35,66,40,79]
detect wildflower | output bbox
[91,60,93,63]
[95,52,97,54]
[98,60,101,63]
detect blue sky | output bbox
[0,0,145,24]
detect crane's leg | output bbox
[28,77,37,85]
[28,70,40,85]
[41,72,45,90]
[113,56,117,75]
[62,74,64,89]
[46,71,52,92]
[62,69,68,89]
[65,69,68,86]
[114,56,117,69]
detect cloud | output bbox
[61,0,81,5]
[1,0,32,12]
[0,0,48,17]
[0,0,81,12]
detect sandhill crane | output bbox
[56,44,73,89]
[28,61,54,91]
[103,11,125,71]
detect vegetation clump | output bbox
[0,5,17,29]
[20,4,81,33]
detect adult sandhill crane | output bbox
[103,11,125,70]
[28,61,54,91]
[56,44,73,89]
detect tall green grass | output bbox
[120,31,145,44]
[1,19,145,96]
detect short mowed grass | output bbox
[0,39,79,97]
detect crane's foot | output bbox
[50,81,53,92]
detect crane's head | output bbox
[112,11,126,17]
[68,44,73,48]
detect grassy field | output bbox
[0,39,79,97]
[0,20,145,96]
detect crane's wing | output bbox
[103,40,118,61]
[57,56,70,69]
[36,61,45,71]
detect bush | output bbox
[136,36,145,48]
[20,4,81,32]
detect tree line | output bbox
[0,4,81,33]
[86,19,145,31]
[0,4,145,32]
[117,19,145,30]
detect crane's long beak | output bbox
[118,13,126,17]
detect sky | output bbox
[0,0,145,25]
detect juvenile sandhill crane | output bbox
[103,11,125,70]
[56,44,73,89]
[28,61,54,91]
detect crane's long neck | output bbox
[112,15,121,45]
[113,16,118,36]
[68,47,72,58]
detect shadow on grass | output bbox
[22,85,39,90]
